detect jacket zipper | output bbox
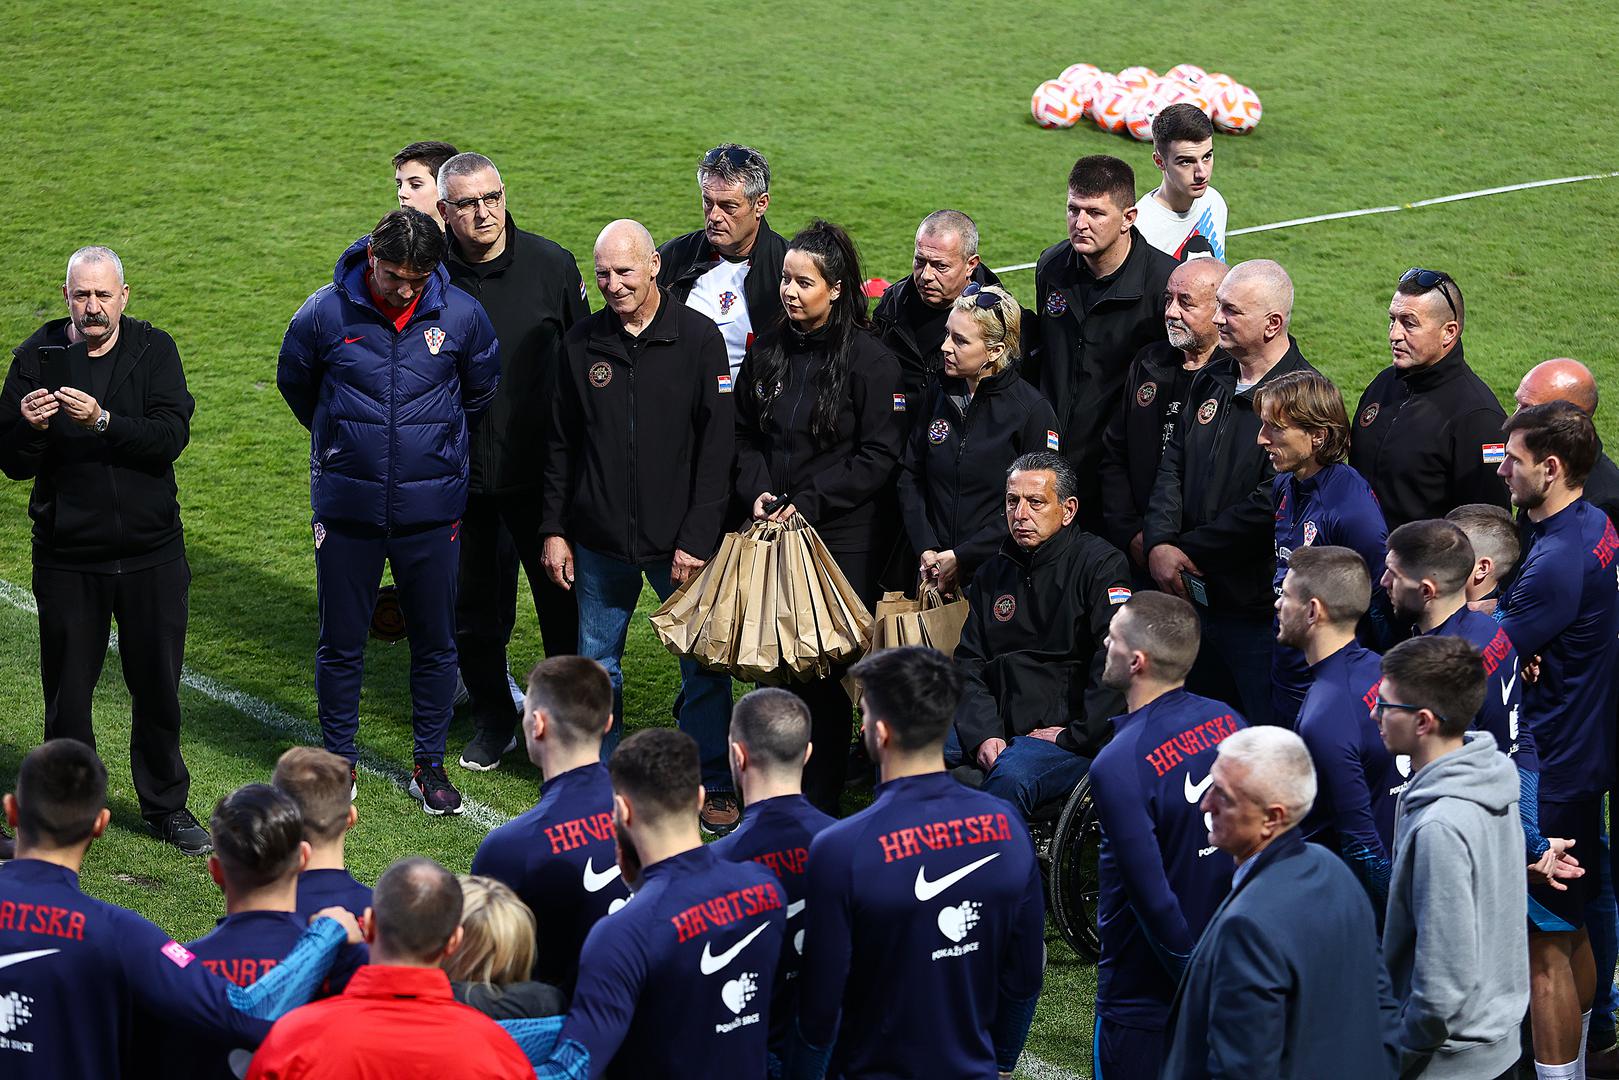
[626,358,639,561]
[780,353,809,496]
[386,317,398,535]
[951,393,975,547]
[106,340,141,567]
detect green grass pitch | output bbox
[2,1,1617,1074]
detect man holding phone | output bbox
[0,245,209,855]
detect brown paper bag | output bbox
[799,524,874,659]
[844,584,967,701]
[733,523,782,682]
[650,531,740,656]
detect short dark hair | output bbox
[1286,546,1372,626]
[849,646,962,751]
[730,688,811,770]
[527,656,613,746]
[392,141,460,176]
[1395,269,1466,332]
[1008,450,1078,503]
[1067,154,1136,213]
[368,207,445,273]
[1502,400,1600,488]
[1387,520,1475,596]
[1117,592,1201,683]
[1152,103,1214,154]
[1446,503,1521,578]
[610,729,701,822]
[371,856,463,962]
[14,739,106,848]
[1382,636,1485,739]
[211,784,305,892]
[272,746,352,844]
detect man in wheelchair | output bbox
[946,451,1135,818]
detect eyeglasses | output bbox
[447,188,505,214]
[1371,696,1447,726]
[703,146,762,171]
[1400,267,1458,322]
[961,281,1007,331]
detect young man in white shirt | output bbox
[1134,104,1228,262]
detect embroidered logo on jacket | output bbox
[717,374,733,394]
[1197,399,1219,424]
[1482,443,1506,463]
[928,418,950,444]
[1360,403,1380,427]
[1045,291,1068,316]
[993,595,1016,622]
[589,362,613,388]
[423,327,445,355]
[1137,382,1157,407]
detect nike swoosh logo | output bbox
[582,857,622,893]
[1501,672,1517,704]
[914,852,1000,902]
[699,920,769,975]
[344,335,364,344]
[786,900,806,919]
[0,948,59,971]
[1185,772,1215,804]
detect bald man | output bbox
[540,220,738,826]
[1144,259,1315,726]
[438,152,588,773]
[1516,358,1619,526]
[1349,269,1509,531]
[1101,258,1229,572]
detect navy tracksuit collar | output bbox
[1,858,81,888]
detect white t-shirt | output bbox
[1134,185,1229,262]
[684,257,755,378]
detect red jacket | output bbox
[246,965,532,1080]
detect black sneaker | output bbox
[409,760,464,816]
[151,809,213,855]
[699,792,741,837]
[458,725,519,772]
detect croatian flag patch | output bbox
[1108,586,1132,605]
[579,279,588,302]
[1046,430,1060,451]
[893,394,907,412]
[716,374,733,394]
[1481,443,1506,463]
[161,940,196,968]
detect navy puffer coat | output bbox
[278,236,500,531]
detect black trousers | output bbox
[34,556,191,823]
[456,492,578,736]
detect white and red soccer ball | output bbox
[1165,63,1208,88]
[1060,62,1102,87]
[1031,79,1087,128]
[1115,65,1157,91]
[1210,83,1263,133]
[1090,87,1136,134]
[1124,94,1168,141]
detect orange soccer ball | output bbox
[1115,65,1157,91]
[1031,79,1087,129]
[1210,83,1263,134]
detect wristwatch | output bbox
[94,409,109,434]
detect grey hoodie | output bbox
[1382,730,1528,1079]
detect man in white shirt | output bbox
[1134,104,1228,262]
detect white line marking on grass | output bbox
[988,170,1619,274]
[1016,1051,1086,1079]
[0,577,510,831]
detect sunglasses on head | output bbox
[703,146,761,171]
[1400,267,1458,322]
[961,281,1007,329]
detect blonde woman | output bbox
[896,283,1059,595]
[444,876,566,1019]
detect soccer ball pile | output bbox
[1030,63,1263,140]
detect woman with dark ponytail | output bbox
[734,219,905,813]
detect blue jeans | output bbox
[573,545,732,793]
[1592,807,1618,1045]
[964,736,1089,817]
[1187,611,1275,727]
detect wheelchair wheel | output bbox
[1047,772,1101,961]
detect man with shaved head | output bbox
[1516,357,1619,527]
[541,220,738,831]
[1101,257,1228,573]
[439,152,588,773]
[1144,259,1314,725]
[1350,269,1509,530]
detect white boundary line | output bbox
[0,577,509,830]
[988,170,1619,274]
[0,576,1087,1078]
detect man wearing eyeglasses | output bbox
[658,144,786,381]
[1349,269,1510,532]
[437,152,589,774]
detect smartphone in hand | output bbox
[36,345,66,392]
[1181,570,1210,607]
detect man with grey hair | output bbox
[1162,725,1399,1079]
[872,209,1004,407]
[1350,268,1508,530]
[1144,258,1314,727]
[541,220,740,835]
[950,450,1134,815]
[437,151,589,772]
[658,143,786,378]
[0,246,209,854]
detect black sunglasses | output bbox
[961,281,1007,330]
[1400,267,1459,322]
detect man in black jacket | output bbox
[1099,257,1228,574]
[1029,155,1178,533]
[657,143,785,380]
[951,451,1133,816]
[1145,259,1314,726]
[1349,269,1509,530]
[870,210,1003,408]
[540,220,738,834]
[438,153,588,771]
[0,246,209,854]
